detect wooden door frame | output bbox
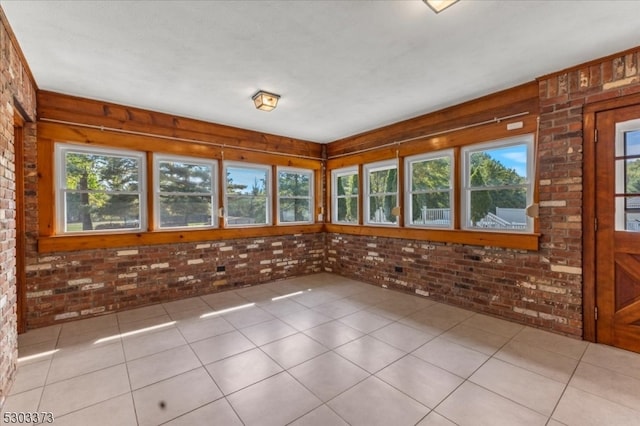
[583,92,640,343]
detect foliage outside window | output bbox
[155,155,217,229]
[364,160,398,226]
[56,144,145,233]
[277,167,313,224]
[224,162,271,226]
[332,167,359,224]
[406,151,453,228]
[462,136,533,232]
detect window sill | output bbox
[38,223,539,253]
[325,224,539,251]
[38,224,324,253]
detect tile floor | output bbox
[3,273,640,425]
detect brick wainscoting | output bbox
[24,234,324,329]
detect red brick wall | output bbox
[0,10,36,410]
[326,48,640,339]
[24,235,324,328]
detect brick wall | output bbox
[24,235,324,328]
[326,48,640,339]
[0,11,36,411]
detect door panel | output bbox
[596,105,640,353]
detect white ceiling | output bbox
[2,1,640,143]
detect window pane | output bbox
[280,198,310,222]
[621,197,640,232]
[625,130,640,156]
[411,157,451,191]
[65,192,140,232]
[468,189,527,229]
[369,168,397,195]
[226,167,267,195]
[65,153,139,192]
[369,195,397,223]
[337,174,358,196]
[159,161,212,193]
[226,194,267,225]
[159,195,212,227]
[411,193,451,226]
[625,158,640,194]
[278,171,310,197]
[469,144,528,187]
[336,197,358,223]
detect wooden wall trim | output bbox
[37,91,323,159]
[39,224,324,253]
[327,82,538,157]
[38,122,322,170]
[327,115,538,168]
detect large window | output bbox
[56,144,145,233]
[406,151,453,228]
[155,155,217,229]
[277,167,313,224]
[364,160,398,226]
[332,167,359,224]
[224,162,271,226]
[462,136,533,232]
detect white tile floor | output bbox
[3,273,640,425]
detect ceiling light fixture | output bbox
[424,0,459,13]
[252,90,280,112]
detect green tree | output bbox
[336,173,357,222]
[279,171,310,222]
[65,153,141,231]
[410,157,450,221]
[469,152,526,225]
[158,161,211,226]
[627,158,640,194]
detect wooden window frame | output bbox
[37,132,323,253]
[54,143,147,235]
[405,150,454,229]
[276,166,315,225]
[331,166,360,225]
[325,118,540,251]
[223,161,272,227]
[363,159,399,227]
[153,153,218,231]
[460,135,535,233]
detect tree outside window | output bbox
[225,164,270,226]
[463,138,532,231]
[333,168,358,224]
[406,152,452,228]
[58,145,144,233]
[365,161,398,226]
[156,157,216,229]
[278,168,313,223]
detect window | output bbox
[155,155,217,229]
[224,162,271,226]
[56,144,145,233]
[277,167,313,224]
[364,160,398,226]
[615,119,640,232]
[332,167,359,224]
[462,135,533,232]
[406,151,453,228]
